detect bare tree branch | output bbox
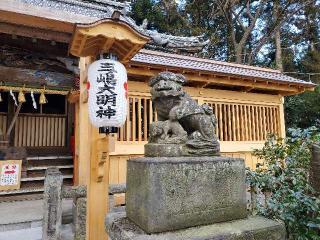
[249,0,314,63]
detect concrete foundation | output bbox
[126,157,247,233]
[106,212,286,240]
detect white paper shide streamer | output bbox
[88,59,128,128]
[9,90,18,106]
[31,91,37,109]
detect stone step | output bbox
[0,224,74,240]
[26,155,73,161]
[26,157,73,169]
[0,187,44,196]
[0,179,73,196]
[1,155,73,199]
[21,174,73,182]
[27,164,73,171]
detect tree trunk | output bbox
[275,28,283,71]
[305,0,318,52]
[274,0,283,71]
[235,45,243,64]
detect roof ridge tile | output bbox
[139,49,281,74]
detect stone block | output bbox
[126,157,247,233]
[42,167,63,240]
[145,144,185,157]
[73,198,86,240]
[106,212,286,240]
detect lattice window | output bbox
[117,96,156,141]
[117,95,281,142]
[205,102,280,141]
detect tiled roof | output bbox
[132,49,316,87]
[14,0,208,53]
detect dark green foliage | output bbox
[130,0,188,34]
[285,86,320,129]
[302,51,320,84]
[247,128,320,239]
[284,50,320,129]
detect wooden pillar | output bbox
[78,57,92,186]
[278,96,286,139]
[77,57,111,240]
[7,96,15,146]
[86,130,110,240]
[73,101,79,186]
[69,19,149,240]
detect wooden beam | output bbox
[126,65,306,94]
[0,66,73,93]
[102,38,115,52]
[0,9,73,34]
[0,22,71,43]
[68,91,80,103]
[68,80,284,106]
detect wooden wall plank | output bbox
[132,97,136,141]
[218,104,223,141]
[137,98,142,142]
[126,98,131,141]
[143,98,148,141]
[118,157,127,184]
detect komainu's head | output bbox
[149,72,186,99]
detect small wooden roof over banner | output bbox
[69,13,150,61]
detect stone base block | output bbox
[126,157,247,233]
[106,212,286,240]
[145,144,185,157]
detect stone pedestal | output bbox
[106,212,286,240]
[126,157,247,233]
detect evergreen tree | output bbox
[130,0,320,128]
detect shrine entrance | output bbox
[0,38,76,199]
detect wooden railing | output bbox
[14,114,66,147]
[205,102,280,141]
[117,95,281,142]
[118,96,156,142]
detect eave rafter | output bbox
[69,19,150,61]
[126,64,314,96]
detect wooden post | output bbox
[70,19,150,240]
[78,57,92,186]
[86,130,110,240]
[73,101,79,185]
[77,57,112,240]
[278,97,286,139]
[6,96,15,146]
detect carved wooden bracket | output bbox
[93,133,116,182]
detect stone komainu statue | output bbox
[147,71,220,156]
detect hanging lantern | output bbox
[88,58,128,128]
[18,89,26,103]
[39,88,47,104]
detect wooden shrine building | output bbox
[0,0,316,198]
